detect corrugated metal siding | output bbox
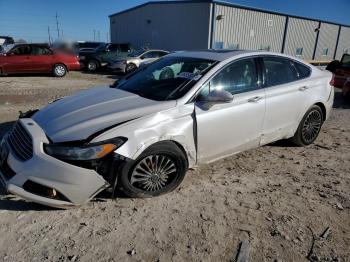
[314,22,339,61]
[335,26,350,60]
[110,2,211,51]
[284,18,319,60]
[213,5,286,52]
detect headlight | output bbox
[44,137,127,161]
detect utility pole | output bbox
[55,12,60,39]
[98,30,100,41]
[48,26,52,44]
[61,29,63,38]
[106,32,108,42]
[93,30,96,41]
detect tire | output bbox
[87,60,99,71]
[117,141,188,198]
[125,63,137,74]
[53,64,67,77]
[291,105,324,146]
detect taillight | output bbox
[329,74,335,87]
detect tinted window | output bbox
[119,44,131,52]
[31,46,51,55]
[157,51,168,57]
[205,58,258,95]
[294,62,311,79]
[108,44,120,51]
[10,45,31,55]
[142,51,159,59]
[263,57,299,87]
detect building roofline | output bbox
[109,0,350,28]
[108,0,212,17]
[213,0,350,27]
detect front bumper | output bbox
[0,119,109,208]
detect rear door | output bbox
[260,56,313,144]
[29,45,54,72]
[2,45,32,73]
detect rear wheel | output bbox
[53,64,67,77]
[117,142,188,198]
[291,105,323,146]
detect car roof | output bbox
[167,49,304,62]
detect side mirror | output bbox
[197,89,233,109]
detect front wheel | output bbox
[291,105,323,146]
[87,60,99,71]
[117,142,188,198]
[53,64,67,77]
[125,63,137,74]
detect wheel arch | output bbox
[53,63,68,72]
[314,102,326,121]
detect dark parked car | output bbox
[0,43,80,77]
[326,53,350,88]
[79,43,133,71]
[0,36,15,52]
[77,41,105,52]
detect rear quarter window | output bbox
[294,62,311,79]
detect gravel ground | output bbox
[0,72,349,262]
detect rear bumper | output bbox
[0,119,109,208]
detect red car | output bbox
[0,43,80,77]
[326,53,350,88]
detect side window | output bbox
[108,44,120,52]
[294,62,311,79]
[10,45,31,55]
[263,57,299,87]
[119,44,131,52]
[157,51,168,57]
[31,46,51,55]
[142,52,159,59]
[205,58,258,95]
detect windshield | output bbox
[115,56,216,101]
[128,50,145,57]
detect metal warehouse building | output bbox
[109,0,350,61]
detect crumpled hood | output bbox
[33,87,176,143]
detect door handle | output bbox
[248,96,263,103]
[298,86,309,91]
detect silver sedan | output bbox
[0,50,334,208]
[107,49,169,74]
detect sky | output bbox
[0,0,349,43]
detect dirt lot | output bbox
[0,72,349,262]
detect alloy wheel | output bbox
[301,109,322,144]
[130,154,178,192]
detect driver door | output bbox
[3,45,32,73]
[195,58,266,163]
